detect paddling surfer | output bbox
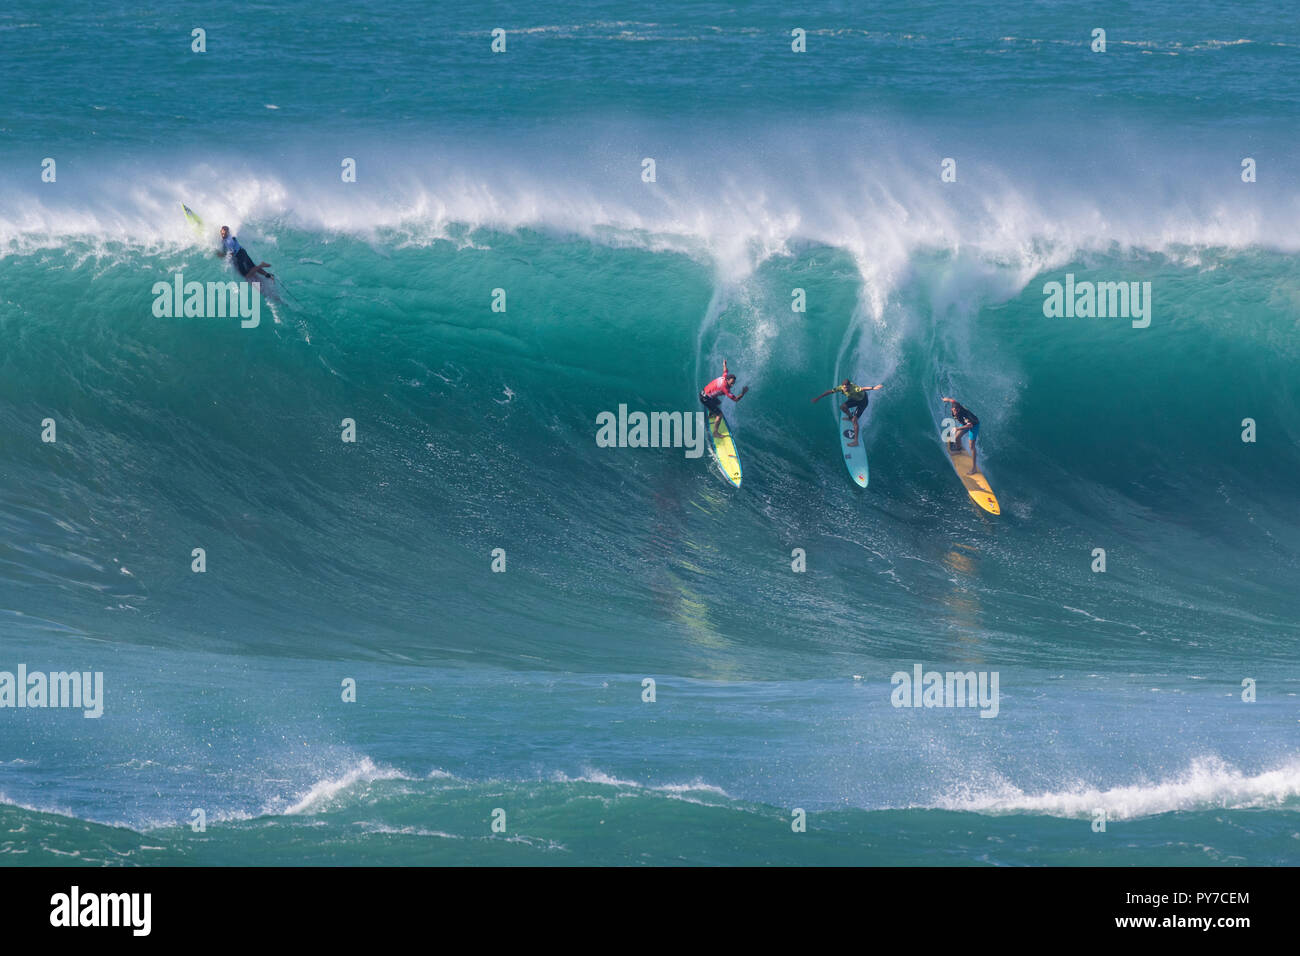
[219,226,274,284]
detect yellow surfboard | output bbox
[944,439,999,515]
[708,412,743,487]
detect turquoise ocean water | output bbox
[1,2,1298,864]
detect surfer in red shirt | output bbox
[699,359,749,437]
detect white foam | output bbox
[280,757,409,816]
[3,123,1296,307]
[356,822,462,839]
[553,768,732,800]
[935,756,1300,820]
[0,790,65,816]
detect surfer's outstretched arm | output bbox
[812,388,835,403]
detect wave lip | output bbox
[934,756,1300,820]
[278,757,411,816]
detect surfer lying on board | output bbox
[219,226,274,283]
[699,359,748,437]
[812,379,882,448]
[942,397,980,474]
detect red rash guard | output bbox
[702,375,740,400]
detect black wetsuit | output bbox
[223,235,257,277]
[233,248,256,277]
[949,404,980,446]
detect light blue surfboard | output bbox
[838,407,869,487]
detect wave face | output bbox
[2,219,1297,676]
[1,0,1299,865]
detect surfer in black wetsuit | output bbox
[942,397,980,474]
[219,226,274,283]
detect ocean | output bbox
[0,0,1297,865]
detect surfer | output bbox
[812,379,882,448]
[942,397,980,474]
[219,226,274,284]
[699,359,748,437]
